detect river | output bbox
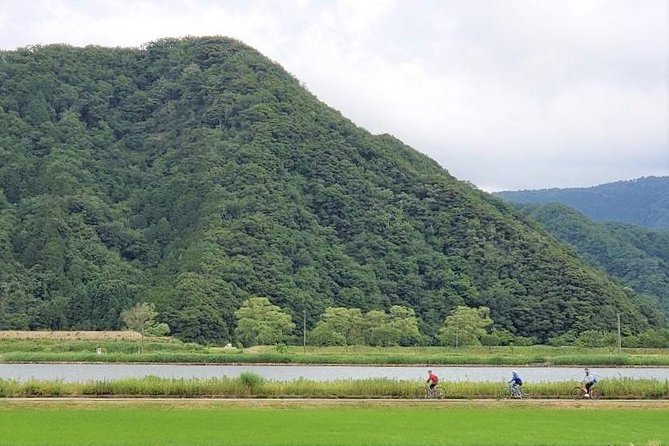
[1,364,669,383]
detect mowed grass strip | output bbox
[0,404,666,446]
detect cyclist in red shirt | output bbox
[426,370,439,397]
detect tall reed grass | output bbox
[0,376,667,399]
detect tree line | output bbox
[217,298,669,348]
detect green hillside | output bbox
[518,203,669,314]
[495,177,669,229]
[0,37,664,344]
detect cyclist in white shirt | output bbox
[581,368,599,397]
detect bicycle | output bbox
[506,384,526,399]
[573,385,600,400]
[424,383,445,399]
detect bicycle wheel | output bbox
[421,386,433,399]
[507,386,523,399]
[590,387,601,400]
[434,387,445,399]
[572,386,585,399]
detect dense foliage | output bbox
[234,297,295,346]
[0,37,665,344]
[437,306,493,347]
[309,305,422,346]
[515,203,669,316]
[495,176,669,229]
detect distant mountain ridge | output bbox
[516,203,669,315]
[495,177,669,229]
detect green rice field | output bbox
[0,400,666,446]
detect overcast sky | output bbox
[1,0,667,191]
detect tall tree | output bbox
[309,307,365,346]
[438,306,493,347]
[121,302,161,353]
[234,297,295,346]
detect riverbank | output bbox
[4,351,669,366]
[3,340,669,366]
[1,376,668,399]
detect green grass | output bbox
[0,404,666,445]
[1,376,668,399]
[3,340,669,366]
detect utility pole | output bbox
[303,308,307,354]
[455,320,459,349]
[617,313,622,353]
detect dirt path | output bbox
[1,398,668,409]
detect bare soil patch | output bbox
[1,398,668,410]
[0,331,142,341]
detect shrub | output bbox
[574,330,616,348]
[238,372,264,389]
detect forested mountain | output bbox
[0,37,665,344]
[495,177,669,229]
[516,203,669,315]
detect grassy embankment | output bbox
[0,401,666,446]
[1,374,668,399]
[1,334,669,365]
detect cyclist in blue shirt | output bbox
[508,371,523,397]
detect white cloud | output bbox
[0,0,666,190]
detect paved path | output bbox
[2,397,668,409]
